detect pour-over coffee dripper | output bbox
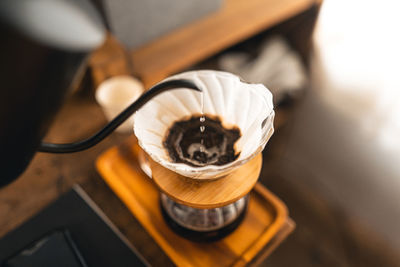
[134,70,274,179]
[134,70,274,241]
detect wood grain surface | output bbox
[1,91,397,267]
[150,153,262,209]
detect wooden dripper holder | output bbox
[147,152,263,241]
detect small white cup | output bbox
[95,75,144,133]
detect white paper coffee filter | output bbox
[134,70,274,179]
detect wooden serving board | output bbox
[96,137,294,266]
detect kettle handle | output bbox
[38,79,201,153]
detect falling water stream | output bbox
[200,91,206,153]
[163,91,241,167]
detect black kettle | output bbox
[0,0,200,187]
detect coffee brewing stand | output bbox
[144,153,262,242]
[97,136,294,265]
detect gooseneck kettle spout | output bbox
[39,79,201,153]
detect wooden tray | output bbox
[96,137,294,267]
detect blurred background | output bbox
[1,0,399,266]
[261,0,400,265]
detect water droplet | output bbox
[199,93,206,147]
[200,138,205,152]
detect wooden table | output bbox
[0,0,320,265]
[1,88,398,267]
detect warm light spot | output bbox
[313,0,400,151]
